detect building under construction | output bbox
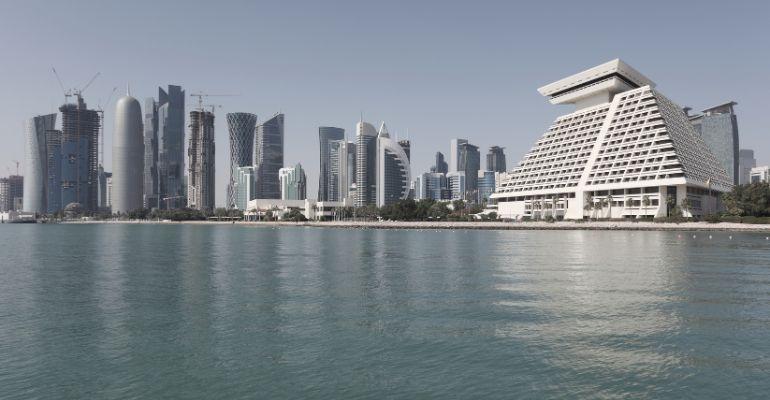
[59,95,100,212]
[187,110,215,211]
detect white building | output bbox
[750,166,770,183]
[375,123,411,207]
[491,59,732,220]
[245,198,351,221]
[446,171,465,201]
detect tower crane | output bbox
[189,92,239,111]
[96,86,118,168]
[51,67,101,103]
[12,160,20,175]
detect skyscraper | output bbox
[254,113,284,199]
[486,146,507,173]
[432,152,448,174]
[0,176,23,212]
[318,126,345,201]
[59,95,100,212]
[458,143,480,202]
[279,163,307,200]
[157,85,186,209]
[46,129,62,213]
[233,166,255,210]
[450,139,468,173]
[23,113,56,214]
[376,123,411,207]
[492,59,732,220]
[112,93,144,214]
[689,102,740,185]
[355,120,378,207]
[226,112,257,208]
[739,149,756,185]
[97,166,112,211]
[187,110,216,211]
[143,97,159,208]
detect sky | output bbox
[1,0,768,207]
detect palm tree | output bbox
[606,194,614,219]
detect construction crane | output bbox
[11,160,20,175]
[189,92,239,111]
[51,67,101,103]
[96,86,118,168]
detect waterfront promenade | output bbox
[69,219,770,232]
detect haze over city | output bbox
[1,0,768,207]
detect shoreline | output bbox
[54,219,770,232]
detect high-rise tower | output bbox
[112,93,144,214]
[23,113,56,214]
[376,123,411,207]
[157,85,185,209]
[688,102,740,185]
[458,143,480,202]
[59,95,100,212]
[187,110,215,211]
[143,97,159,208]
[486,146,506,173]
[355,120,378,207]
[254,113,284,199]
[226,112,257,208]
[318,126,345,201]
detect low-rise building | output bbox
[750,166,770,184]
[244,198,353,221]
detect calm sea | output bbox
[1,224,769,399]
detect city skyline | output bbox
[1,1,769,207]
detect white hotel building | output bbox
[491,59,732,220]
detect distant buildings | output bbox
[739,149,756,185]
[458,142,480,202]
[0,176,23,212]
[97,166,112,211]
[233,166,255,211]
[449,139,468,173]
[187,109,216,211]
[23,113,56,213]
[355,120,378,207]
[446,172,465,201]
[486,146,506,173]
[112,93,144,214]
[492,59,732,220]
[318,126,345,201]
[432,152,448,174]
[415,172,448,200]
[477,170,496,204]
[328,139,354,201]
[254,113,284,199]
[279,163,307,200]
[750,166,770,184]
[376,123,411,207]
[59,96,100,212]
[145,85,185,210]
[226,112,257,209]
[688,102,740,185]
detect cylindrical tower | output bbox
[112,94,144,214]
[23,114,56,213]
[226,113,257,208]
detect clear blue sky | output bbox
[1,0,768,206]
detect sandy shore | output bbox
[61,219,770,232]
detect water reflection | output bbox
[1,225,769,399]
